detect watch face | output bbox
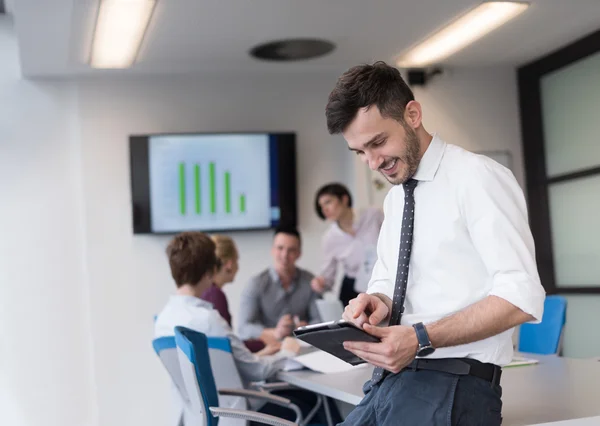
[418,346,435,357]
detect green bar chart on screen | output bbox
[178,162,247,216]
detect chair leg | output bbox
[322,396,333,426]
[299,394,322,426]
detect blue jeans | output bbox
[338,369,502,426]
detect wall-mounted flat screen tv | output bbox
[129,132,297,234]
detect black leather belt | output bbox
[402,358,502,386]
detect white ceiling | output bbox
[11,0,600,78]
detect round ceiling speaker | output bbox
[250,38,335,61]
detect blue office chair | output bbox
[206,336,328,426]
[518,295,567,355]
[174,326,302,426]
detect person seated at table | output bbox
[200,234,265,352]
[155,232,299,381]
[237,226,322,344]
[155,231,340,424]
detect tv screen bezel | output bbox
[129,131,297,235]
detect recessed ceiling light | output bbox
[396,1,529,68]
[90,0,156,69]
[250,39,335,61]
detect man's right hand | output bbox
[275,314,294,339]
[281,337,301,354]
[342,293,390,328]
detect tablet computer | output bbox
[293,320,380,366]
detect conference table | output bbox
[277,354,600,426]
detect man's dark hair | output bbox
[273,225,302,245]
[166,231,220,288]
[325,61,415,134]
[314,183,353,220]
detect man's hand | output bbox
[259,315,295,344]
[342,293,390,328]
[275,314,294,339]
[259,329,279,346]
[281,337,301,354]
[293,315,307,328]
[256,341,281,357]
[343,324,418,373]
[310,276,327,294]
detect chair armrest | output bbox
[209,407,297,426]
[218,388,290,404]
[217,388,302,423]
[254,382,298,392]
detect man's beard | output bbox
[380,128,420,185]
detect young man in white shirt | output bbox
[325,62,546,425]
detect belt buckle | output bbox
[447,359,471,375]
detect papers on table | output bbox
[505,355,539,368]
[282,350,369,374]
[297,339,312,348]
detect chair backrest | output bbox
[153,337,190,402]
[315,299,344,322]
[518,295,567,355]
[175,326,219,426]
[207,337,247,423]
[153,336,200,426]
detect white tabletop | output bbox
[528,416,600,426]
[277,355,600,426]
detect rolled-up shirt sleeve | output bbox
[461,159,546,322]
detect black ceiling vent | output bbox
[250,38,335,61]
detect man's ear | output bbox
[404,100,423,129]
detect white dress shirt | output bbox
[155,295,291,383]
[320,207,384,291]
[367,135,546,366]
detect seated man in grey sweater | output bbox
[238,226,322,344]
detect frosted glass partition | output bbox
[541,50,600,177]
[548,174,600,287]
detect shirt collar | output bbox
[269,267,298,290]
[171,294,213,309]
[332,208,362,235]
[412,134,446,182]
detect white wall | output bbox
[414,68,525,187]
[0,17,96,426]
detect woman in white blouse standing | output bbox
[311,183,384,307]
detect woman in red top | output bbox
[201,235,267,353]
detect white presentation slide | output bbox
[149,134,272,232]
